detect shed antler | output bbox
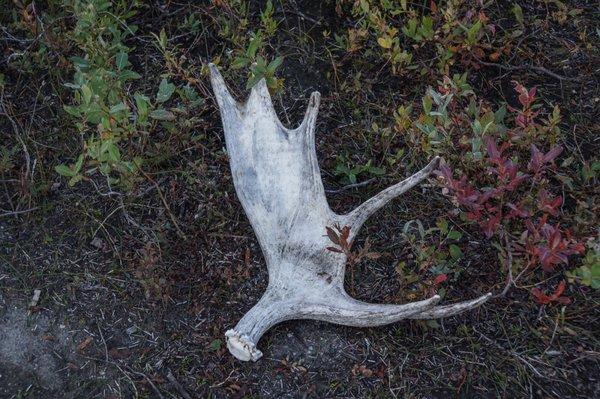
[209,64,491,362]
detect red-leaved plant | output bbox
[436,125,584,303]
[437,138,583,267]
[531,280,571,305]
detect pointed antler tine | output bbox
[302,291,443,327]
[343,156,441,240]
[250,76,270,98]
[245,77,279,119]
[298,91,321,133]
[408,292,492,319]
[208,63,240,116]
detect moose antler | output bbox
[209,64,491,361]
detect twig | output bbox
[277,9,322,26]
[210,369,235,388]
[166,370,192,399]
[127,369,165,399]
[97,322,109,362]
[325,178,376,194]
[477,59,577,81]
[494,234,515,298]
[0,207,38,218]
[543,313,560,355]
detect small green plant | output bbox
[335,1,502,76]
[260,0,278,37]
[57,0,143,187]
[56,2,204,189]
[247,56,283,90]
[402,16,435,42]
[231,32,284,91]
[334,154,385,184]
[566,247,600,289]
[402,218,464,277]
[226,0,283,92]
[179,12,202,34]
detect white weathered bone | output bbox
[208,64,491,362]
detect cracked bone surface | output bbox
[209,64,491,362]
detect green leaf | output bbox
[422,95,432,114]
[209,339,222,351]
[246,74,264,90]
[107,143,121,163]
[247,34,262,58]
[70,56,89,70]
[231,56,250,69]
[84,102,104,124]
[63,105,81,117]
[109,102,128,114]
[158,28,167,50]
[74,154,84,173]
[119,70,141,81]
[115,52,128,70]
[449,244,463,260]
[100,140,112,156]
[512,3,524,26]
[447,230,463,240]
[494,105,507,123]
[377,36,393,49]
[81,85,92,105]
[436,218,448,234]
[150,108,176,121]
[68,174,83,186]
[55,164,76,177]
[156,78,176,103]
[134,92,149,116]
[267,56,283,72]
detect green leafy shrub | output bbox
[57,0,143,187]
[56,0,204,189]
[334,0,501,75]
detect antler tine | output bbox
[408,292,492,319]
[208,63,243,129]
[343,156,441,241]
[223,288,442,362]
[294,91,321,135]
[302,290,442,327]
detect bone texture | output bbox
[208,64,491,361]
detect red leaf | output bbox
[528,145,563,175]
[553,280,566,297]
[545,146,563,163]
[326,227,340,245]
[531,288,550,304]
[507,202,530,219]
[485,137,501,163]
[479,209,502,238]
[531,281,570,305]
[341,226,350,242]
[433,274,448,286]
[538,190,562,216]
